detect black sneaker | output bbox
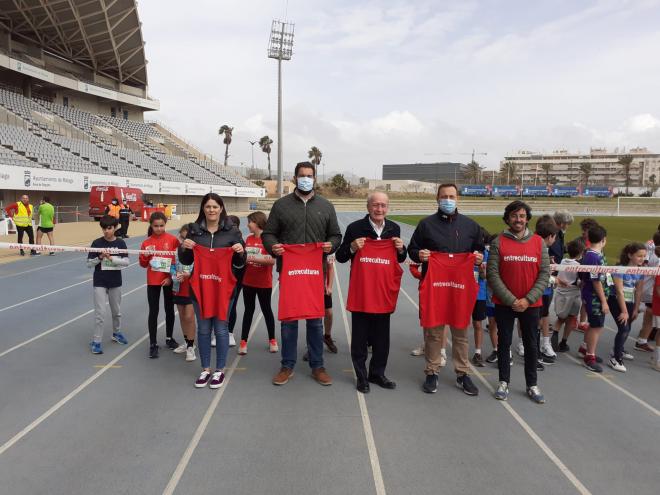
[422,374,438,394]
[539,353,556,365]
[456,375,478,396]
[536,361,545,371]
[485,350,498,363]
[471,352,485,367]
[166,338,180,350]
[558,341,570,352]
[149,343,159,359]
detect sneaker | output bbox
[634,342,654,353]
[195,370,211,388]
[323,334,338,353]
[558,341,570,353]
[621,350,634,361]
[541,343,557,358]
[439,352,447,368]
[485,350,498,363]
[311,367,333,386]
[211,334,216,347]
[149,343,159,359]
[238,340,248,355]
[584,355,602,373]
[527,386,546,404]
[536,361,545,371]
[269,339,279,353]
[185,345,196,362]
[90,341,103,354]
[456,375,478,396]
[422,374,438,394]
[272,367,294,385]
[228,333,236,347]
[173,343,187,354]
[494,381,509,401]
[209,370,225,389]
[517,341,525,357]
[166,338,179,350]
[112,332,128,345]
[411,345,425,356]
[539,353,556,365]
[608,357,626,372]
[471,352,484,367]
[578,344,603,363]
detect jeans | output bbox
[281,318,324,370]
[193,300,229,370]
[494,305,540,387]
[609,296,633,360]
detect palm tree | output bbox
[218,125,233,166]
[259,135,273,179]
[648,174,658,194]
[463,160,482,185]
[579,162,592,187]
[500,161,518,185]
[617,154,634,194]
[308,146,322,166]
[540,163,552,187]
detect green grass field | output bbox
[389,214,659,261]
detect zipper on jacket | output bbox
[210,231,215,251]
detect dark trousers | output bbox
[351,312,391,381]
[495,305,540,387]
[240,286,275,341]
[118,217,130,237]
[228,282,243,333]
[17,225,35,251]
[147,285,175,344]
[609,296,633,360]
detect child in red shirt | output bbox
[139,211,180,358]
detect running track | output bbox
[0,212,658,495]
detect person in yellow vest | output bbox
[4,194,38,256]
[104,198,121,219]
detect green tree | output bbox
[500,161,518,185]
[648,174,658,194]
[463,160,482,185]
[618,154,634,194]
[218,125,233,166]
[308,146,322,166]
[541,163,552,186]
[258,135,273,179]
[329,173,350,195]
[579,162,592,187]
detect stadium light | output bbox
[268,19,295,197]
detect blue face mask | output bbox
[297,177,314,193]
[438,198,456,214]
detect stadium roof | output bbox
[0,0,148,87]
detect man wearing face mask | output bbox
[262,161,342,387]
[408,183,484,396]
[104,198,121,219]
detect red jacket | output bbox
[139,233,179,286]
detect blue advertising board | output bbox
[522,186,550,196]
[492,186,519,197]
[582,186,611,198]
[461,185,490,196]
[553,186,578,197]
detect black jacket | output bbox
[335,215,407,264]
[548,230,565,263]
[178,217,246,277]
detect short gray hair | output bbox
[553,210,573,225]
[367,191,389,205]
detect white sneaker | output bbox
[173,343,187,354]
[228,333,236,347]
[621,350,634,361]
[185,346,196,362]
[541,343,557,358]
[608,357,626,372]
[211,334,216,347]
[652,361,660,372]
[517,341,525,357]
[411,345,424,356]
[439,351,447,368]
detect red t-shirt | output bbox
[173,266,191,298]
[419,252,478,329]
[347,239,403,314]
[189,245,237,320]
[139,233,179,286]
[652,275,660,316]
[278,243,325,321]
[409,264,422,280]
[243,234,273,289]
[492,234,544,307]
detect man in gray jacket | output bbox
[262,162,342,386]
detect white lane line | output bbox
[399,287,592,495]
[0,261,139,313]
[0,321,158,456]
[333,264,387,495]
[0,256,81,279]
[0,283,146,358]
[162,284,279,495]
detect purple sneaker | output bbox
[195,370,211,388]
[209,370,225,389]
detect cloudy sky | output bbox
[140,0,660,178]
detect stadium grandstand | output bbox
[0,0,263,214]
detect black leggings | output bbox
[17,225,35,246]
[240,286,275,341]
[147,285,175,344]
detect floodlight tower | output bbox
[268,20,295,197]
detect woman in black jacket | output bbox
[179,193,246,389]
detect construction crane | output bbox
[422,150,488,183]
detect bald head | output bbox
[367,191,389,225]
[20,195,29,205]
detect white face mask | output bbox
[297,177,314,193]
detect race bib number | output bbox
[623,286,635,303]
[605,273,614,286]
[151,257,172,273]
[101,258,121,271]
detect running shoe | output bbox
[536,361,545,371]
[539,354,555,365]
[228,333,236,347]
[112,332,128,345]
[541,342,557,358]
[634,342,654,353]
[211,334,216,347]
[195,370,211,388]
[411,345,425,356]
[526,386,546,404]
[621,350,634,361]
[494,381,509,401]
[578,344,603,363]
[238,340,248,355]
[185,346,196,362]
[608,357,626,372]
[471,352,485,367]
[517,341,525,357]
[166,338,180,350]
[269,339,279,353]
[209,370,225,389]
[584,355,602,373]
[456,375,479,396]
[90,341,103,354]
[422,374,438,394]
[323,334,338,353]
[439,352,447,368]
[173,343,187,354]
[558,341,570,353]
[149,343,159,359]
[485,350,498,363]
